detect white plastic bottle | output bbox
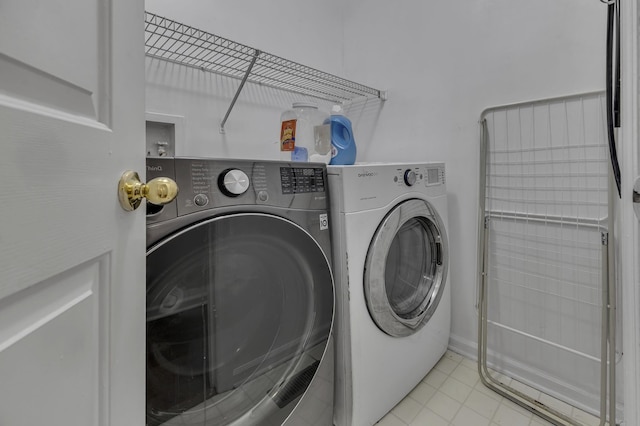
[279,102,330,163]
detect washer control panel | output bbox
[146,158,330,219]
[280,166,326,194]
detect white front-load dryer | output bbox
[327,163,450,426]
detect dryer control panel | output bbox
[327,162,445,213]
[391,165,445,188]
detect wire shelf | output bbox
[144,12,385,104]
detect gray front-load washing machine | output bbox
[145,157,334,426]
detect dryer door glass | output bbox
[364,199,448,337]
[146,213,333,426]
[385,217,438,319]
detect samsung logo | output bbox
[358,171,378,178]
[147,165,163,172]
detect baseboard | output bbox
[447,333,623,418]
[448,333,478,363]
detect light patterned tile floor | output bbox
[374,350,602,426]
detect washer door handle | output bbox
[118,170,179,211]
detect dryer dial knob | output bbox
[404,169,417,186]
[220,169,250,196]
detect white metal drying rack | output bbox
[144,12,387,133]
[477,92,617,426]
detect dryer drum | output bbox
[364,199,449,337]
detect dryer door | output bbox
[146,213,333,426]
[364,199,448,337]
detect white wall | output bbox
[341,0,605,358]
[144,0,612,413]
[145,0,345,159]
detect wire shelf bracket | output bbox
[144,11,388,133]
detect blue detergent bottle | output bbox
[326,105,356,165]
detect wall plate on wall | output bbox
[145,112,185,158]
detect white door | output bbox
[620,1,640,425]
[0,1,145,425]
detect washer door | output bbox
[364,199,448,337]
[146,213,333,426]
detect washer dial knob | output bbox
[220,169,249,196]
[194,193,209,206]
[404,169,417,186]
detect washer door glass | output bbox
[146,213,333,426]
[364,199,448,337]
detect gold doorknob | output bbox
[118,170,179,211]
